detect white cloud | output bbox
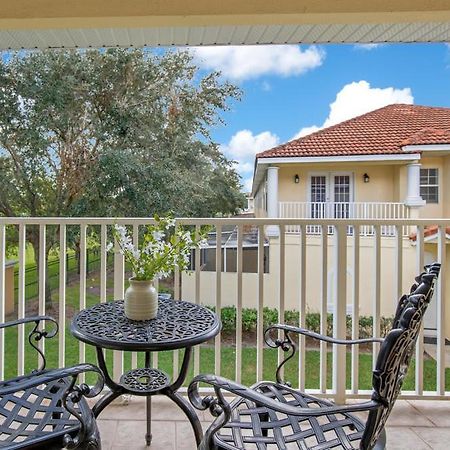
[292,125,321,140]
[292,80,414,139]
[190,45,325,81]
[220,129,280,191]
[354,43,384,51]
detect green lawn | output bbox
[4,324,448,390]
[12,248,104,302]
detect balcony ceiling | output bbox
[0,1,450,49]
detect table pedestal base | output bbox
[92,347,202,447]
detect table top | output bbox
[71,298,221,351]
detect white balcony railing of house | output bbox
[279,202,410,236]
[0,217,448,404]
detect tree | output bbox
[0,49,245,307]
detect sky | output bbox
[189,43,450,192]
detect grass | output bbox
[12,248,106,301]
[4,323,449,391]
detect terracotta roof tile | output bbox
[402,127,450,146]
[409,225,450,241]
[257,104,450,159]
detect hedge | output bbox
[208,306,393,339]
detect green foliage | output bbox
[212,306,394,339]
[0,48,245,227]
[0,49,245,303]
[112,217,206,281]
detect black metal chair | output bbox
[189,263,441,450]
[0,316,104,449]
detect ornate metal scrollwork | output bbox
[28,317,58,372]
[264,325,296,385]
[188,375,232,450]
[62,369,105,449]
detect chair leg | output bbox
[373,429,387,450]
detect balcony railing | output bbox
[279,202,410,235]
[0,217,448,404]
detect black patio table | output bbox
[71,297,221,447]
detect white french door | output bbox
[309,172,353,218]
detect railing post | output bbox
[113,232,125,381]
[415,224,424,395]
[373,225,381,369]
[333,224,347,403]
[215,225,222,376]
[298,225,306,390]
[38,224,46,368]
[235,225,243,383]
[0,224,5,380]
[320,226,328,393]
[18,224,26,376]
[256,225,265,382]
[78,224,87,382]
[351,225,360,394]
[437,226,447,395]
[58,224,66,369]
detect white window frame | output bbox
[420,168,439,204]
[308,172,354,203]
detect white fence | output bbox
[279,202,410,236]
[0,217,448,403]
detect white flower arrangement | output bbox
[111,216,207,281]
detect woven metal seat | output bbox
[0,373,85,448]
[189,263,441,450]
[214,382,365,450]
[0,316,104,449]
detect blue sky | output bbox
[190,43,450,191]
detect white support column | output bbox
[404,162,425,209]
[404,162,425,234]
[266,166,279,237]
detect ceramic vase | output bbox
[124,278,158,320]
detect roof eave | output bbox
[402,144,450,152]
[256,153,422,165]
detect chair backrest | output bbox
[360,263,440,450]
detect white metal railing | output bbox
[0,217,448,403]
[279,202,410,235]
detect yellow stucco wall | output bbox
[278,163,397,203]
[182,235,450,337]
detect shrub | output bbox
[209,306,393,338]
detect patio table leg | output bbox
[93,346,125,418]
[146,396,152,446]
[145,351,152,446]
[163,347,203,446]
[164,389,203,447]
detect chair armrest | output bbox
[265,323,384,346]
[189,374,380,418]
[0,315,58,332]
[0,363,104,396]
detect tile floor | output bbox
[95,395,450,449]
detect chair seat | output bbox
[0,371,90,449]
[214,382,365,450]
